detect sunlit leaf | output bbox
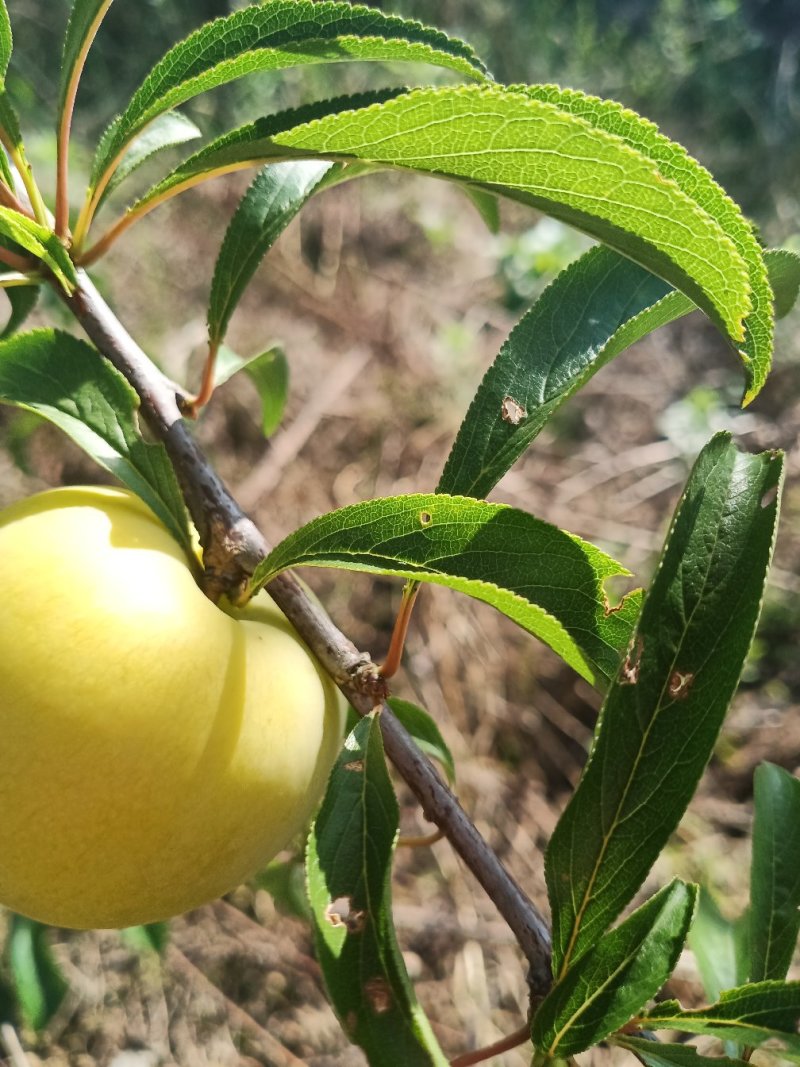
[546,434,784,976]
[214,345,289,437]
[0,208,76,291]
[0,1,11,81]
[308,713,448,1065]
[253,493,640,685]
[99,111,201,207]
[90,1,488,192]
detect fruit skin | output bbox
[0,485,345,929]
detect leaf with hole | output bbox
[253,493,641,686]
[531,880,696,1057]
[0,329,191,549]
[308,713,448,1066]
[545,433,784,977]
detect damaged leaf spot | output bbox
[344,759,364,772]
[760,485,778,509]
[668,670,694,700]
[419,510,432,526]
[364,976,393,1014]
[501,395,527,425]
[325,896,366,933]
[620,636,644,685]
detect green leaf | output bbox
[233,84,761,394]
[518,84,772,403]
[120,922,170,956]
[532,880,696,1057]
[6,915,67,1031]
[214,345,289,438]
[0,329,191,549]
[308,713,448,1066]
[255,859,311,921]
[59,1,115,118]
[750,763,800,982]
[462,185,500,233]
[439,246,677,498]
[688,889,748,1004]
[545,433,784,977]
[253,494,640,686]
[766,249,800,319]
[99,111,201,207]
[644,982,800,1057]
[0,282,39,340]
[0,1,12,82]
[90,1,488,191]
[387,698,455,785]
[208,161,335,347]
[615,1035,749,1067]
[0,208,76,292]
[440,247,793,500]
[0,91,21,155]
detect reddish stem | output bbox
[449,1023,531,1067]
[380,582,420,679]
[183,340,220,418]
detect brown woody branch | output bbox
[62,270,553,1000]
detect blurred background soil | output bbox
[1,1,799,1064]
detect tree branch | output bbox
[62,270,553,999]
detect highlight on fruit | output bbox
[0,485,345,930]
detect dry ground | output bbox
[1,169,799,1066]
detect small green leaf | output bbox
[387,698,455,785]
[532,880,696,1057]
[59,1,115,118]
[546,434,784,977]
[99,111,201,207]
[0,329,191,549]
[251,85,759,388]
[750,763,800,982]
[644,982,800,1057]
[91,1,488,191]
[120,922,170,956]
[215,345,289,438]
[462,185,500,233]
[0,1,12,82]
[255,859,310,921]
[6,915,67,1031]
[615,1035,749,1067]
[688,889,748,1004]
[0,282,39,340]
[253,494,640,686]
[308,713,448,1066]
[0,209,76,292]
[766,248,800,319]
[209,161,335,347]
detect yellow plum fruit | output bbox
[0,485,345,929]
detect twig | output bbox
[60,270,553,1000]
[0,1024,32,1067]
[449,1022,531,1067]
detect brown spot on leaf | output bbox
[668,670,694,700]
[364,976,393,1014]
[501,395,527,425]
[344,760,364,772]
[325,896,367,934]
[620,636,644,685]
[419,510,432,526]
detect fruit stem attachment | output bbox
[58,270,553,1005]
[449,1022,531,1066]
[380,580,421,679]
